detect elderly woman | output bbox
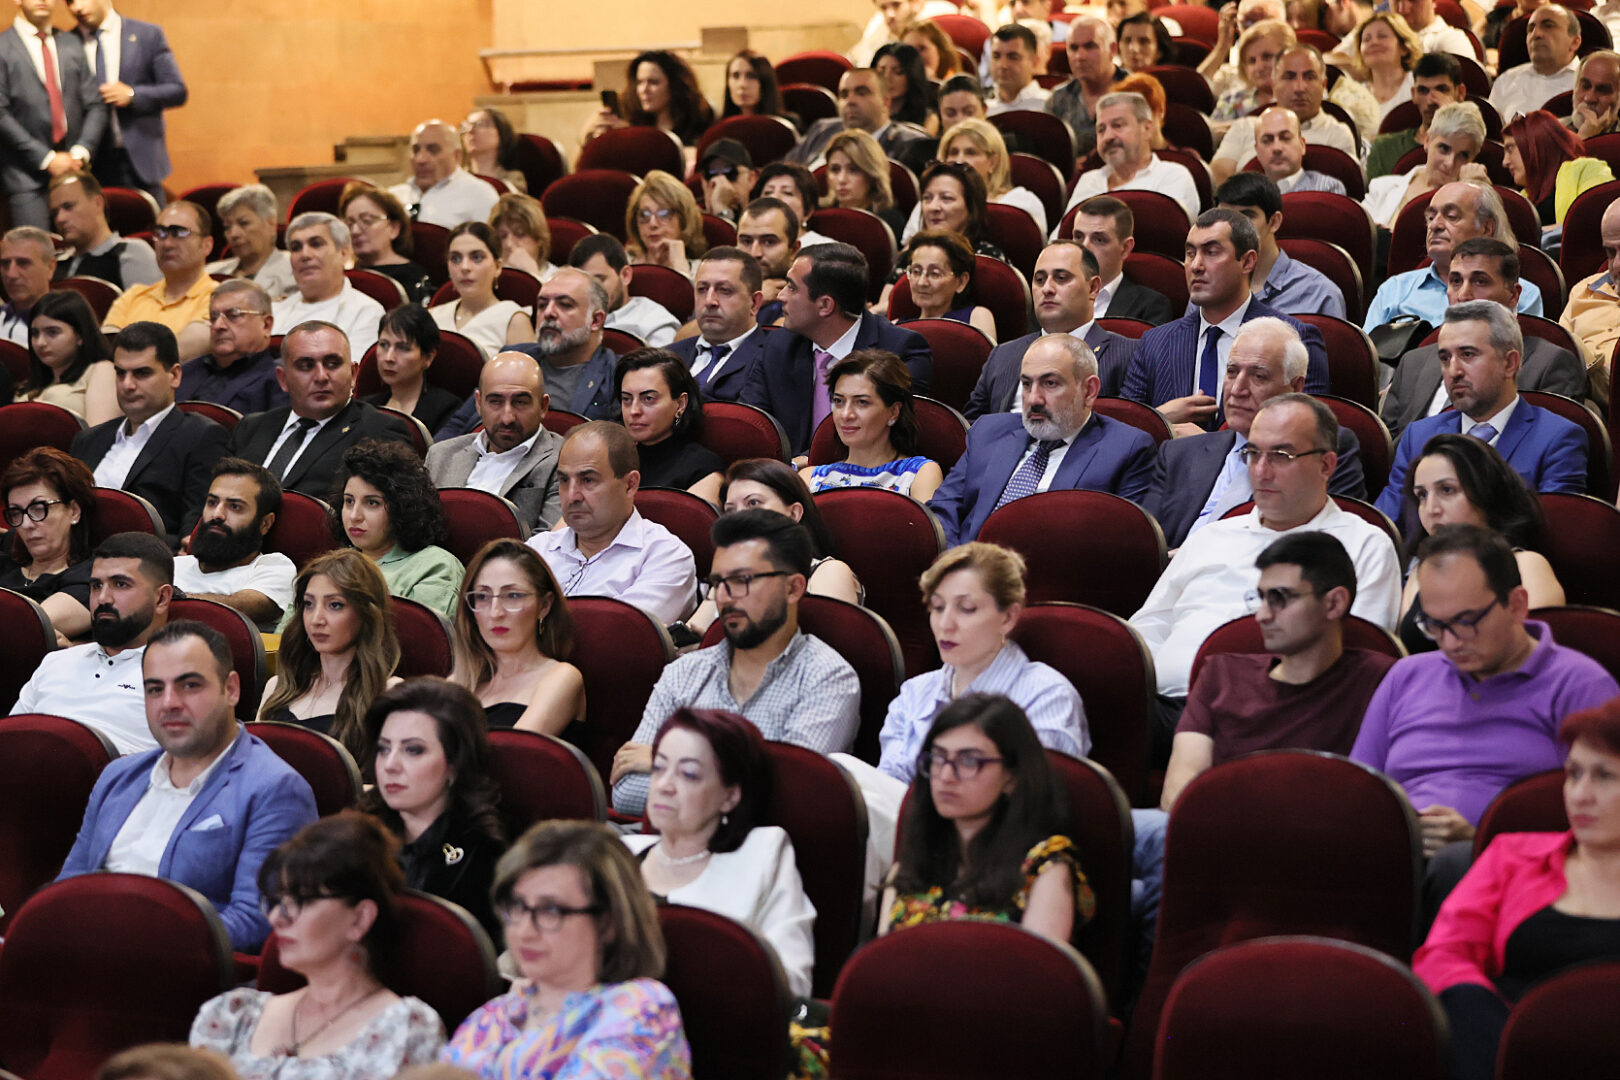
[460,107,527,193]
[874,42,940,135]
[0,446,98,641]
[615,347,724,503]
[623,708,817,998]
[489,192,558,283]
[428,221,533,360]
[803,348,944,497]
[625,170,707,278]
[1210,19,1296,133]
[330,440,463,620]
[24,290,116,424]
[582,49,714,147]
[363,304,463,433]
[1363,101,1487,230]
[1348,12,1424,126]
[878,543,1088,783]
[900,229,998,341]
[1415,697,1620,1080]
[340,183,435,305]
[1503,110,1617,229]
[207,184,297,300]
[191,814,444,1077]
[440,820,692,1077]
[823,129,908,240]
[902,118,1047,241]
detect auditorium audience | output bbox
[696,139,757,224]
[669,247,767,402]
[1212,45,1357,185]
[721,49,788,123]
[527,421,698,625]
[103,200,214,362]
[873,42,939,134]
[258,548,403,760]
[582,49,714,147]
[1347,11,1424,125]
[190,813,443,1066]
[903,119,1048,241]
[851,0,958,68]
[569,233,680,349]
[822,129,909,240]
[986,24,1051,116]
[49,172,160,288]
[625,170,708,279]
[1563,49,1620,138]
[1069,195,1176,325]
[1561,198,1620,393]
[1,227,58,347]
[1490,4,1583,122]
[359,677,509,941]
[896,231,997,343]
[938,73,990,129]
[802,348,943,499]
[460,107,528,193]
[882,693,1093,946]
[1117,11,1176,72]
[451,537,585,737]
[786,68,935,177]
[177,280,288,416]
[271,213,386,359]
[440,820,691,1077]
[390,119,499,229]
[1061,91,1201,225]
[621,708,818,998]
[429,222,533,360]
[174,458,296,631]
[879,544,1088,783]
[1368,51,1469,179]
[1252,105,1346,194]
[330,440,463,620]
[610,509,859,815]
[753,162,832,248]
[365,304,462,433]
[0,447,99,640]
[1363,101,1487,230]
[24,289,117,424]
[1502,108,1615,228]
[614,347,724,504]
[488,192,559,284]
[62,620,317,952]
[1214,171,1346,319]
[205,184,295,300]
[342,183,437,305]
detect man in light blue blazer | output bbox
[929,333,1157,546]
[57,620,317,951]
[67,0,187,201]
[1375,300,1588,527]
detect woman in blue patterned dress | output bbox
[800,349,943,501]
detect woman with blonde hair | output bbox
[902,119,1047,241]
[488,192,557,283]
[624,169,707,278]
[1348,12,1424,125]
[823,129,907,238]
[1209,19,1296,133]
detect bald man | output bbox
[388,119,499,228]
[1561,198,1620,404]
[1491,4,1583,120]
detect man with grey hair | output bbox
[1212,45,1357,185]
[177,280,287,415]
[270,212,385,358]
[49,171,159,287]
[1364,180,1546,330]
[1376,299,1588,522]
[1047,15,1127,160]
[206,184,295,300]
[1561,50,1620,136]
[1491,3,1583,120]
[389,119,498,228]
[1363,102,1486,230]
[104,199,213,360]
[1145,317,1365,549]
[1060,91,1200,225]
[928,333,1156,545]
[0,226,57,346]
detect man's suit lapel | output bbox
[980,421,1033,508]
[285,402,358,488]
[1408,350,1445,425]
[1166,313,1200,401]
[500,433,556,499]
[1051,417,1107,488]
[1493,399,1536,463]
[123,409,182,486]
[161,733,246,876]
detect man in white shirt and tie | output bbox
[0,0,105,229]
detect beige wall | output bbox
[492,0,875,51]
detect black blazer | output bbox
[403,811,505,945]
[71,407,229,539]
[963,324,1139,421]
[1105,277,1177,327]
[667,328,767,403]
[363,386,462,435]
[230,400,413,498]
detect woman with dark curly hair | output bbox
[615,348,724,504]
[801,349,943,499]
[0,446,99,640]
[330,439,463,619]
[340,183,436,305]
[359,677,509,941]
[874,42,939,135]
[25,290,116,424]
[582,50,714,147]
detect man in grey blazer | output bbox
[426,351,564,531]
[0,0,107,228]
[1381,238,1586,442]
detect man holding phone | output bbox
[697,139,757,224]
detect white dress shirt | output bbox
[1490,58,1580,121]
[271,281,386,359]
[261,410,336,479]
[388,169,499,229]
[690,327,757,383]
[104,745,231,874]
[1363,166,1424,231]
[1193,297,1253,402]
[527,509,698,624]
[1060,154,1202,232]
[94,403,173,489]
[12,14,92,168]
[604,295,680,349]
[1094,273,1126,319]
[1414,18,1476,57]
[1007,416,1090,491]
[987,82,1053,116]
[465,429,541,493]
[10,643,156,755]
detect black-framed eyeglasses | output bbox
[918,748,1004,779]
[4,498,64,527]
[151,224,195,240]
[497,897,604,932]
[1413,597,1501,642]
[1237,447,1330,467]
[705,570,790,597]
[259,892,339,923]
[1244,586,1317,614]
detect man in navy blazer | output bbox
[57,621,318,951]
[67,0,187,201]
[1120,210,1329,433]
[668,247,769,403]
[930,334,1156,546]
[1376,301,1588,525]
[740,242,932,455]
[966,241,1138,419]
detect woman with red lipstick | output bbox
[361,305,462,434]
[329,441,463,621]
[427,222,533,362]
[0,446,98,642]
[614,348,724,506]
[451,538,585,740]
[1415,697,1620,1080]
[801,349,943,500]
[359,678,507,943]
[822,130,909,241]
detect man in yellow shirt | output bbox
[103,199,213,361]
[1559,198,1620,406]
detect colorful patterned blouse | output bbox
[886,835,1096,931]
[440,978,691,1080]
[806,456,936,496]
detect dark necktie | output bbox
[698,342,730,392]
[993,439,1063,512]
[91,28,106,84]
[1199,325,1223,429]
[37,31,67,145]
[267,418,318,481]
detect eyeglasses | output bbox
[4,498,64,527]
[918,748,1004,779]
[637,208,677,224]
[1237,447,1330,468]
[151,225,195,240]
[465,589,537,613]
[346,213,388,229]
[497,896,604,932]
[906,264,954,282]
[1413,597,1501,642]
[259,892,338,923]
[704,570,790,597]
[1244,586,1317,614]
[209,307,267,323]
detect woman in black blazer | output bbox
[363,304,464,434]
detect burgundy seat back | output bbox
[101,186,159,235]
[780,83,838,124]
[176,399,242,431]
[56,276,121,322]
[1008,152,1069,232]
[1093,396,1173,445]
[486,728,608,835]
[796,595,904,766]
[1561,178,1620,284]
[1278,190,1375,288]
[1161,102,1216,161]
[513,133,568,198]
[1144,64,1216,113]
[980,490,1168,615]
[390,595,453,678]
[287,178,362,220]
[990,110,1078,173]
[699,400,791,465]
[543,216,596,265]
[1291,313,1378,410]
[410,221,452,286]
[1497,960,1620,1080]
[1537,493,1620,609]
[701,212,738,249]
[1316,393,1393,493]
[540,408,590,437]
[599,327,645,356]
[0,874,233,1080]
[171,597,269,722]
[568,596,677,779]
[1047,750,1135,1003]
[659,905,794,1079]
[893,318,993,415]
[575,126,685,180]
[627,263,696,324]
[0,402,86,472]
[831,921,1109,1080]
[1522,390,1614,499]
[436,488,530,566]
[0,588,56,714]
[90,487,166,545]
[1096,317,1154,340]
[1108,191,1191,260]
[1120,250,1191,312]
[634,487,717,582]
[1531,603,1620,683]
[0,714,116,934]
[985,201,1044,279]
[1153,936,1447,1080]
[0,339,29,386]
[1277,237,1365,323]
[807,208,896,303]
[1189,613,1405,691]
[695,114,801,166]
[245,720,361,817]
[774,52,853,92]
[262,491,338,572]
[542,170,641,241]
[932,12,993,55]
[1472,768,1567,858]
[343,267,407,312]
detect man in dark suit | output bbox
[1381,238,1587,442]
[1376,301,1589,524]
[785,68,935,176]
[1121,209,1329,435]
[965,240,1138,419]
[0,0,107,229]
[1144,317,1366,550]
[929,334,1156,546]
[740,242,932,455]
[668,246,769,403]
[1070,194,1176,327]
[66,0,186,203]
[229,321,413,499]
[72,321,228,541]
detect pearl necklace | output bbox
[655,841,711,866]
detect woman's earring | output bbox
[674,409,685,423]
[720,812,729,827]
[887,419,896,426]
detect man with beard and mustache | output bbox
[11,531,174,755]
[608,509,860,815]
[927,334,1157,546]
[172,459,294,630]
[1060,92,1200,230]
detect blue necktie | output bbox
[697,342,729,393]
[1467,422,1498,443]
[993,439,1062,512]
[1199,326,1223,429]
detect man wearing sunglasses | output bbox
[102,199,214,361]
[697,138,756,225]
[1353,525,1618,916]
